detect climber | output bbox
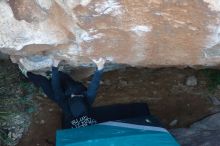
[14,56,151,129]
[17,57,105,129]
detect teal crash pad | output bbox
[56,122,179,146]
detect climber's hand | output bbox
[92,57,106,70]
[10,55,19,64]
[53,58,61,67]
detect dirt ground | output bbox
[15,67,219,146]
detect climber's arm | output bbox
[86,58,106,105]
[51,59,65,102]
[86,69,104,104]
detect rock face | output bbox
[172,113,220,146]
[1,0,220,70]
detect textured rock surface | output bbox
[1,0,220,70]
[172,113,220,146]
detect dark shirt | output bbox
[51,67,103,128]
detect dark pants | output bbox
[27,72,152,126]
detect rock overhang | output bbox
[0,0,220,71]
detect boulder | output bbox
[171,113,220,146]
[1,0,220,71]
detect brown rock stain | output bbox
[4,0,220,68]
[76,0,218,66]
[8,0,48,22]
